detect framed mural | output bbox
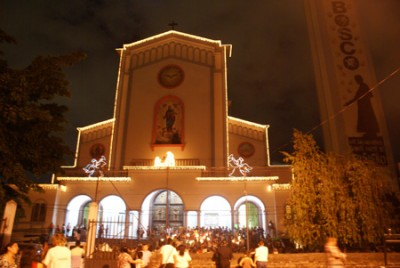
[152,95,184,149]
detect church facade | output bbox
[12,31,292,242]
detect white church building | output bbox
[12,30,292,242]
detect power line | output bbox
[271,67,400,156]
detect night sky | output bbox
[1,0,399,166]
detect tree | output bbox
[282,129,393,250]
[0,29,85,212]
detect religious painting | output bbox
[152,95,184,146]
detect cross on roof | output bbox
[168,21,178,30]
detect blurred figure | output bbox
[254,240,268,268]
[42,233,71,268]
[325,237,346,268]
[40,241,49,261]
[239,253,256,268]
[216,240,232,268]
[159,238,176,268]
[0,241,20,268]
[70,241,85,268]
[141,244,152,268]
[174,245,192,268]
[118,246,142,268]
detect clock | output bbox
[158,65,184,88]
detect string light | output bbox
[272,183,291,190]
[123,166,206,170]
[39,184,67,192]
[196,176,278,181]
[57,177,131,182]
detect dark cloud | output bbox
[1,0,399,165]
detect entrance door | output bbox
[151,190,183,233]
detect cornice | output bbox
[228,116,268,141]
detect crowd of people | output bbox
[0,233,85,268]
[0,225,347,268]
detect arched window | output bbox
[31,201,46,222]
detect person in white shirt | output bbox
[159,238,176,268]
[254,240,268,268]
[174,245,192,268]
[70,241,85,268]
[42,233,71,268]
[141,244,152,268]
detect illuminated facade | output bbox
[14,31,292,241]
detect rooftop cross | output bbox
[168,21,178,30]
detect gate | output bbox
[84,218,145,268]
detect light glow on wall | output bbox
[154,151,176,167]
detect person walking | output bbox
[42,233,71,268]
[216,240,232,268]
[159,238,176,268]
[254,240,268,268]
[239,253,256,268]
[325,237,346,268]
[141,244,152,268]
[118,246,142,268]
[70,241,85,268]
[174,245,192,268]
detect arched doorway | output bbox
[145,190,184,235]
[98,195,127,238]
[233,196,266,232]
[237,202,259,228]
[200,196,231,228]
[65,195,92,236]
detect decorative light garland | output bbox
[123,166,206,170]
[38,184,67,192]
[57,177,131,182]
[195,176,278,181]
[272,183,291,190]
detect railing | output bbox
[384,233,400,266]
[129,158,201,166]
[58,169,129,178]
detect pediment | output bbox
[118,30,232,55]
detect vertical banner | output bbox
[305,0,393,167]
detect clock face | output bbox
[158,65,184,88]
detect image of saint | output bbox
[164,105,176,132]
[344,75,379,138]
[153,97,184,145]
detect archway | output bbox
[98,195,127,238]
[233,195,266,232]
[141,190,184,236]
[65,195,92,236]
[200,196,231,228]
